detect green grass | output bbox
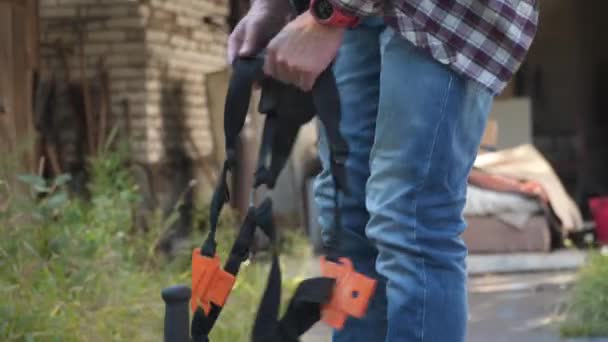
[0,150,313,341]
[560,251,608,338]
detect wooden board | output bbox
[0,2,17,156]
[0,0,39,181]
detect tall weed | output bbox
[561,251,608,338]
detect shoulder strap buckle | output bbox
[191,248,236,315]
[319,256,377,329]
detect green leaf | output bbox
[18,174,49,193]
[46,192,68,210]
[53,174,72,187]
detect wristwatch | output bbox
[309,0,360,27]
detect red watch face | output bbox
[312,0,334,20]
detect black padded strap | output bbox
[252,277,336,342]
[251,248,336,341]
[312,69,349,196]
[192,199,278,340]
[251,254,282,341]
[201,161,230,256]
[274,277,335,341]
[192,205,261,338]
[224,57,264,157]
[190,54,349,341]
[253,115,277,188]
[251,194,337,342]
[249,201,282,342]
[200,56,265,256]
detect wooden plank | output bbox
[27,0,42,172]
[25,0,39,69]
[0,3,17,157]
[0,2,38,176]
[12,4,37,172]
[0,56,4,115]
[0,0,25,6]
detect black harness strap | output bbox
[248,64,351,341]
[200,57,265,259]
[251,166,335,342]
[191,207,258,341]
[169,50,362,342]
[190,57,268,342]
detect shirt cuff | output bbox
[326,0,383,17]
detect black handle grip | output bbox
[162,285,192,342]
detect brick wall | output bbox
[39,0,228,165]
[142,0,228,162]
[39,0,231,250]
[40,0,144,166]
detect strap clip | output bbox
[319,256,377,329]
[191,248,236,315]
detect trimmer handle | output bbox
[162,285,192,342]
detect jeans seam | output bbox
[415,73,454,342]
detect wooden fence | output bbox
[0,0,40,180]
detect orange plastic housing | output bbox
[320,256,377,329]
[190,248,236,314]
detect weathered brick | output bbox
[44,31,76,43]
[183,95,205,107]
[126,79,147,91]
[111,80,128,92]
[146,30,169,43]
[183,72,205,83]
[86,5,134,17]
[176,16,200,28]
[129,139,147,152]
[40,6,78,18]
[190,130,212,140]
[111,42,146,53]
[90,18,109,29]
[145,127,163,140]
[145,79,162,92]
[110,67,143,79]
[152,1,183,14]
[123,30,145,42]
[186,122,209,131]
[192,30,213,43]
[56,0,90,4]
[170,35,196,49]
[112,92,147,105]
[145,104,161,116]
[144,67,162,79]
[106,17,145,29]
[88,31,127,42]
[84,43,112,55]
[105,54,129,67]
[180,105,202,114]
[151,8,175,21]
[97,0,140,5]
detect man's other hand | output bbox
[227,0,292,64]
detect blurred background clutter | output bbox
[1,0,607,341]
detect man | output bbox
[227,0,538,341]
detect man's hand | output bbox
[227,0,292,64]
[264,12,345,91]
[518,181,549,203]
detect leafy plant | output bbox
[561,251,608,338]
[0,149,313,341]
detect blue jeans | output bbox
[314,17,493,342]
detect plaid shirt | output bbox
[329,0,539,95]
